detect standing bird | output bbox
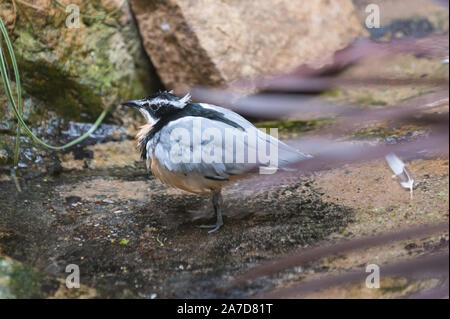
[122,91,310,233]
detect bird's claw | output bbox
[199,223,223,233]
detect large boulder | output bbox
[0,0,160,165]
[0,0,159,122]
[131,0,362,92]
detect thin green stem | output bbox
[0,17,109,152]
[4,30,22,167]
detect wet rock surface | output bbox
[0,137,448,298]
[0,166,353,298]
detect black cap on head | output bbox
[121,91,191,121]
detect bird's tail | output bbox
[278,138,312,168]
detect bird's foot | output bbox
[200,191,224,234]
[199,221,223,234]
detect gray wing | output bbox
[149,106,311,180]
[199,103,312,166]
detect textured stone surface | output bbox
[353,0,449,40]
[0,0,161,164]
[131,0,362,92]
[0,0,159,120]
[0,255,96,298]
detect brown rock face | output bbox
[131,0,362,92]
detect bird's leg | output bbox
[199,191,224,233]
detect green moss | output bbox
[355,94,387,106]
[9,3,160,122]
[320,88,341,98]
[0,257,52,298]
[256,119,327,136]
[351,124,423,140]
[380,278,410,293]
[8,262,45,298]
[352,127,391,140]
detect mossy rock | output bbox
[0,1,161,164]
[0,255,97,298]
[1,0,160,121]
[0,255,57,298]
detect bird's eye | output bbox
[149,104,159,111]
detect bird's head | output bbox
[121,91,191,123]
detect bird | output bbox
[122,91,311,233]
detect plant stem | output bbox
[0,17,109,153]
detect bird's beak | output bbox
[121,99,143,108]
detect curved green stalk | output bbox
[0,17,109,152]
[2,9,23,167]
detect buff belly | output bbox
[148,156,228,194]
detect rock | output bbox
[0,255,97,298]
[131,0,362,92]
[0,0,161,165]
[0,255,57,298]
[0,83,49,134]
[353,0,449,30]
[353,0,449,40]
[0,0,160,120]
[0,0,15,32]
[0,149,8,165]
